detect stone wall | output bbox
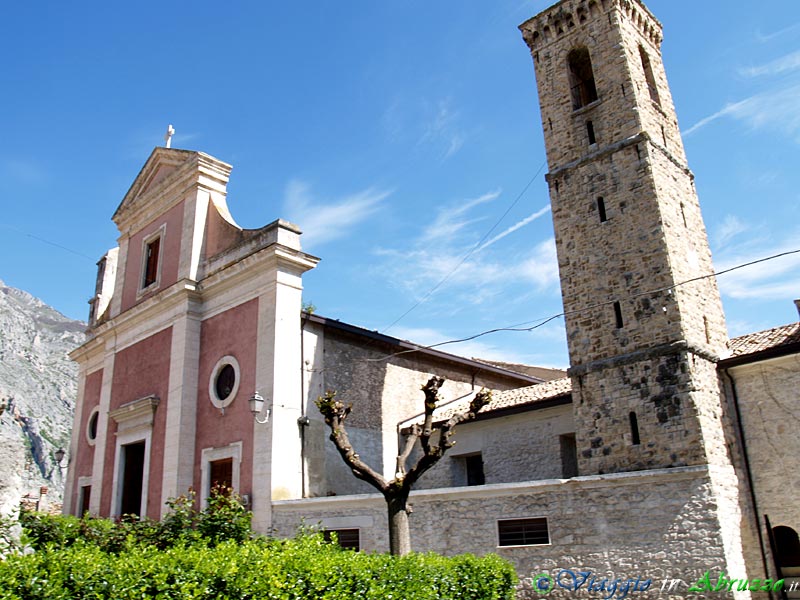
[273,466,742,598]
[415,405,575,489]
[727,353,800,572]
[301,319,534,496]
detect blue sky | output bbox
[1,1,798,369]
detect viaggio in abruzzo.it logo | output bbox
[526,569,652,599]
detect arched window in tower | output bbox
[773,526,800,570]
[639,45,661,107]
[567,47,599,110]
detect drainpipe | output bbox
[722,368,773,597]
[299,312,310,499]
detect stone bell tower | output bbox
[519,0,730,475]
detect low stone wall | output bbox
[273,466,749,598]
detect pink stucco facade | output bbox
[69,368,102,511]
[194,299,259,502]
[101,328,172,518]
[120,200,184,313]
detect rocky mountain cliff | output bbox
[0,279,85,515]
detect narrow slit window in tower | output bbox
[567,47,598,110]
[680,203,687,227]
[597,197,607,222]
[704,315,711,344]
[613,301,624,328]
[661,125,667,147]
[639,45,661,106]
[587,120,596,145]
[629,412,641,446]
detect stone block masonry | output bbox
[273,466,740,597]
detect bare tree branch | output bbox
[419,376,443,455]
[396,424,420,478]
[316,377,492,555]
[316,391,389,493]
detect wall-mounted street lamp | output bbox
[249,392,272,424]
[54,447,66,466]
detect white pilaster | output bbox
[251,229,318,533]
[62,366,87,515]
[160,307,201,512]
[89,345,116,514]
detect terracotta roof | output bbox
[727,322,800,359]
[401,377,573,427]
[471,358,567,381]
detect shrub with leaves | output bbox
[0,531,516,599]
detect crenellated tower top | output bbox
[520,0,662,51]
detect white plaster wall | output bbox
[416,405,575,489]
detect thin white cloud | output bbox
[712,215,748,250]
[755,22,800,43]
[517,237,560,290]
[739,49,800,78]
[714,234,800,301]
[414,97,467,160]
[420,190,500,244]
[478,205,550,252]
[683,83,800,142]
[283,180,389,248]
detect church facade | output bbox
[66,0,799,595]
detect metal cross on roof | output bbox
[164,124,175,148]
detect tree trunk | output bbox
[387,493,411,556]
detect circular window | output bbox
[86,408,100,446]
[209,356,241,410]
[215,364,236,401]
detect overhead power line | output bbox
[362,248,800,363]
[382,159,548,333]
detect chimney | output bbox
[795,299,800,319]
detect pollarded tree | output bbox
[316,375,491,556]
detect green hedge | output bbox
[0,533,515,599]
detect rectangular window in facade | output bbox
[498,517,549,547]
[142,237,160,288]
[210,457,233,491]
[79,485,91,516]
[559,433,578,478]
[465,453,486,486]
[323,528,360,550]
[139,225,166,293]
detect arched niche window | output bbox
[773,526,800,570]
[568,47,598,110]
[639,45,661,106]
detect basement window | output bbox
[498,518,549,547]
[568,47,598,110]
[324,528,361,551]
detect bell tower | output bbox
[520,0,730,475]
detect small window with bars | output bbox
[497,517,549,547]
[323,528,360,551]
